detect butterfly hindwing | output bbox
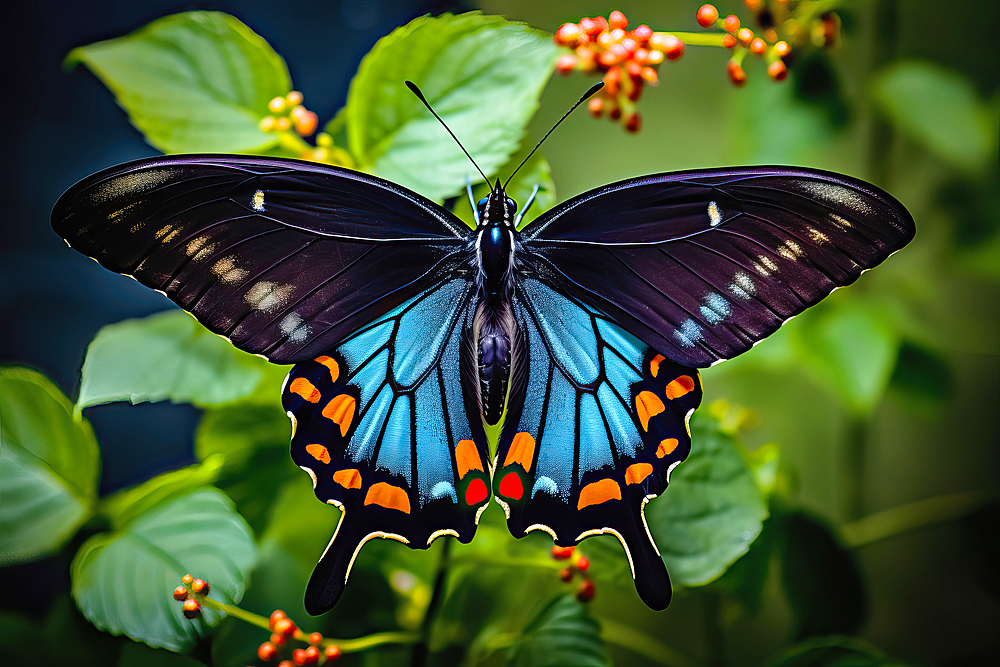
[521,167,915,367]
[282,278,491,614]
[493,278,702,610]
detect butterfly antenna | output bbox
[405,81,492,190]
[503,81,605,190]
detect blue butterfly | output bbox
[51,94,913,613]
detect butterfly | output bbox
[51,90,914,613]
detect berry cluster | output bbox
[172,574,210,619]
[259,91,319,137]
[257,611,341,665]
[551,545,595,602]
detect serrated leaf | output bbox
[508,595,610,667]
[871,60,997,173]
[77,310,266,412]
[778,512,867,639]
[454,143,556,230]
[71,488,257,651]
[99,456,224,528]
[0,367,99,565]
[791,298,900,415]
[771,635,909,667]
[646,415,769,586]
[345,12,557,201]
[67,11,290,153]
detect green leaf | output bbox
[713,514,776,614]
[71,488,257,651]
[790,298,900,415]
[778,512,867,640]
[98,456,224,528]
[0,367,99,565]
[646,415,769,586]
[507,595,610,667]
[453,143,557,230]
[888,342,953,412]
[67,11,291,153]
[77,310,267,412]
[771,635,909,667]
[871,60,997,173]
[345,12,557,201]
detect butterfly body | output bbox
[52,155,913,614]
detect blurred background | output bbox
[2,0,997,665]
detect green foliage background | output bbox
[2,1,997,666]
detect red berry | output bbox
[274,617,297,639]
[309,632,323,645]
[602,67,621,95]
[182,599,201,619]
[696,4,719,28]
[191,578,210,595]
[608,10,628,30]
[560,568,574,582]
[750,38,767,55]
[258,642,279,661]
[271,633,286,647]
[661,35,685,61]
[722,34,737,48]
[579,17,604,36]
[625,60,642,79]
[181,574,194,585]
[551,545,575,559]
[640,66,659,85]
[723,14,740,33]
[279,662,295,667]
[577,580,597,602]
[745,0,763,10]
[620,37,638,54]
[774,40,791,57]
[609,103,622,121]
[631,24,653,43]
[767,60,788,81]
[324,645,342,662]
[269,610,287,630]
[625,111,642,133]
[587,97,603,118]
[172,586,188,601]
[555,22,583,47]
[555,54,576,75]
[737,28,754,46]
[576,556,590,571]
[304,646,320,662]
[293,649,308,665]
[726,60,748,87]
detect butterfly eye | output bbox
[506,197,517,214]
[477,196,489,208]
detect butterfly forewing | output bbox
[521,167,915,367]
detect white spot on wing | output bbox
[808,227,830,243]
[212,256,249,284]
[729,272,756,299]
[707,200,722,227]
[245,281,293,312]
[700,293,731,324]
[280,312,310,343]
[673,319,703,347]
[251,189,266,212]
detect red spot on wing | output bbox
[465,478,488,505]
[498,472,524,500]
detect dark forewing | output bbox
[51,155,471,363]
[520,167,915,367]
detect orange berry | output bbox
[258,642,279,661]
[309,632,323,645]
[602,66,622,95]
[275,117,291,131]
[579,17,604,36]
[191,579,210,595]
[625,60,642,78]
[633,48,649,64]
[750,38,767,55]
[764,28,778,43]
[295,110,318,136]
[620,37,638,54]
[737,28,754,46]
[696,4,719,28]
[774,40,791,57]
[304,646,320,662]
[576,556,590,571]
[609,10,628,30]
[292,649,308,665]
[279,662,294,667]
[286,91,303,106]
[609,28,626,42]
[259,116,277,131]
[726,60,748,86]
[268,96,286,113]
[182,599,201,619]
[555,54,576,75]
[269,610,287,630]
[767,60,788,81]
[271,633,286,647]
[587,97,603,118]
[560,568,574,582]
[640,67,659,85]
[274,617,297,639]
[723,14,740,33]
[555,22,583,46]
[552,545,575,559]
[661,35,685,61]
[722,34,737,48]
[631,24,653,43]
[744,0,763,10]
[577,579,597,602]
[324,645,342,662]
[645,49,664,65]
[181,574,194,585]
[172,586,188,601]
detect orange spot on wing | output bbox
[333,468,362,489]
[625,462,653,485]
[290,377,321,403]
[503,432,536,472]
[665,375,696,400]
[322,394,356,437]
[305,444,331,464]
[635,391,665,431]
[364,482,410,513]
[657,438,679,458]
[315,355,339,382]
[455,439,484,479]
[650,354,665,378]
[577,478,622,510]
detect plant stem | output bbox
[664,32,728,47]
[840,490,990,548]
[411,537,452,667]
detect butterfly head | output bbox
[477,180,517,229]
